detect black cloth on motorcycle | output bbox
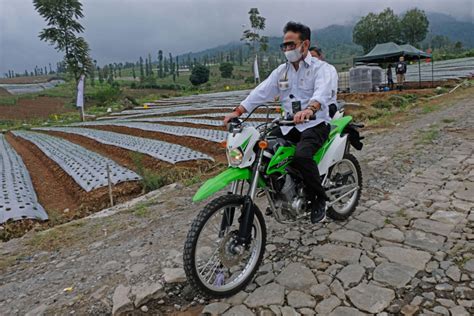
[345,124,364,150]
[271,122,330,201]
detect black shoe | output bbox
[311,199,326,223]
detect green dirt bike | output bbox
[183,106,364,298]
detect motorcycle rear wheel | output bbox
[326,153,362,220]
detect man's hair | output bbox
[283,21,311,42]
[309,46,322,55]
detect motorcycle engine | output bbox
[274,174,307,216]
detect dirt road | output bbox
[1,87,473,315]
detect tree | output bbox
[169,53,175,82]
[148,54,153,76]
[97,66,103,83]
[353,8,401,53]
[454,41,463,53]
[175,56,179,77]
[132,66,136,80]
[400,8,429,46]
[241,8,268,53]
[164,56,169,75]
[219,62,234,78]
[158,50,163,78]
[139,56,145,82]
[241,8,268,83]
[189,64,210,86]
[33,0,92,82]
[90,60,96,86]
[34,0,93,121]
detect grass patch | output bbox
[372,100,392,110]
[132,202,150,217]
[26,220,86,251]
[422,105,436,113]
[454,256,472,269]
[435,87,448,95]
[417,128,440,144]
[131,152,169,192]
[0,95,19,106]
[183,174,204,186]
[442,118,455,123]
[384,218,391,224]
[396,209,407,218]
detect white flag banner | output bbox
[76,74,85,108]
[253,55,260,82]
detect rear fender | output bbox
[317,134,348,176]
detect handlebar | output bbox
[277,114,316,126]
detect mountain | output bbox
[425,12,474,48]
[176,23,361,67]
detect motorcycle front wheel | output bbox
[183,194,266,298]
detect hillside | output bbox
[177,12,473,68]
[425,12,474,48]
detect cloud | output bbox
[0,0,472,74]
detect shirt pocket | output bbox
[298,79,314,101]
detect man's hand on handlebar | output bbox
[223,111,240,125]
[293,109,314,124]
[223,105,246,125]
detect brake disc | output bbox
[218,231,248,268]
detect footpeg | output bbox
[265,207,273,215]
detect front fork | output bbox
[220,149,264,245]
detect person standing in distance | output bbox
[395,56,407,91]
[224,21,332,223]
[386,64,394,90]
[310,46,338,118]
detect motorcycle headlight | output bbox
[227,148,243,166]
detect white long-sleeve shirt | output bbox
[327,63,338,105]
[241,53,332,135]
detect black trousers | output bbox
[271,123,331,201]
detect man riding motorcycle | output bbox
[224,21,333,223]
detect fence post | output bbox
[107,164,114,207]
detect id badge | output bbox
[279,79,289,90]
[291,101,301,114]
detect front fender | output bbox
[193,168,251,202]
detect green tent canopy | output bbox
[354,42,431,63]
[353,42,434,88]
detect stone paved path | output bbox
[0,90,473,315]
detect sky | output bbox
[0,0,472,75]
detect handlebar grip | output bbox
[284,114,316,121]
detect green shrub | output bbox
[388,95,408,108]
[90,84,121,106]
[402,94,418,103]
[436,87,448,95]
[131,152,167,192]
[372,99,392,109]
[245,76,255,84]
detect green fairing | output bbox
[330,116,352,137]
[266,146,295,174]
[240,136,251,151]
[315,116,352,163]
[193,167,265,202]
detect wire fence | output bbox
[338,57,474,92]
